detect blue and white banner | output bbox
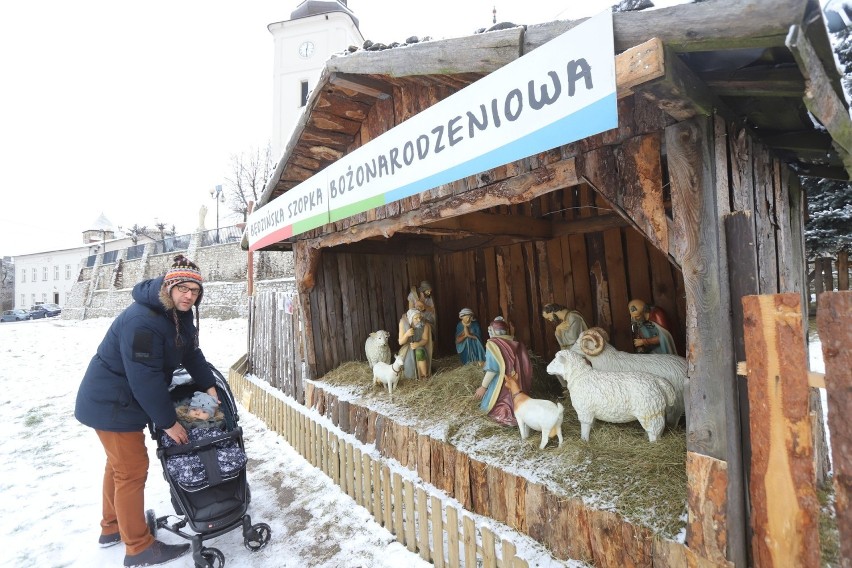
[248,10,616,251]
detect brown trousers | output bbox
[96,429,155,555]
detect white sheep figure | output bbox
[570,328,687,428]
[546,349,676,443]
[364,330,392,369]
[373,354,404,396]
[503,373,564,449]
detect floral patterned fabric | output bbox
[161,427,246,488]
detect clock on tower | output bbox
[298,41,315,58]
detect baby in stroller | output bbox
[161,392,247,488]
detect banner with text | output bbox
[248,10,616,251]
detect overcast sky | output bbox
[0,0,687,257]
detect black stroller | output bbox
[146,364,271,568]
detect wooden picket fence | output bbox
[227,364,530,568]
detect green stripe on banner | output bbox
[329,195,386,222]
[293,211,332,234]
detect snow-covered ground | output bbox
[0,316,573,568]
[0,317,432,568]
[0,315,830,567]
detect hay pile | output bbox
[321,353,687,539]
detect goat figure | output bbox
[372,354,404,396]
[503,373,564,449]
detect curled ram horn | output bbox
[579,327,608,356]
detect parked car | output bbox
[30,303,62,318]
[28,307,47,319]
[1,309,32,322]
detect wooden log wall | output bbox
[247,291,306,403]
[432,212,685,361]
[302,214,685,378]
[227,367,714,568]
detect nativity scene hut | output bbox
[236,0,851,566]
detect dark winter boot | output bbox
[123,540,190,567]
[97,532,121,548]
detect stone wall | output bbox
[65,237,295,320]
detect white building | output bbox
[269,0,363,159]
[12,214,152,309]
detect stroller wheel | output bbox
[196,547,225,568]
[243,522,271,551]
[145,509,158,537]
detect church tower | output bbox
[269,1,363,159]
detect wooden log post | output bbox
[723,210,758,565]
[839,251,849,291]
[667,115,739,564]
[817,291,852,566]
[742,293,820,567]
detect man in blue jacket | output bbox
[75,255,219,567]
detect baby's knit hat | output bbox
[163,254,204,296]
[189,392,218,417]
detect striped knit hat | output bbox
[163,255,203,297]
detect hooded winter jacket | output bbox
[75,277,217,432]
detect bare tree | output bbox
[224,143,275,221]
[0,257,12,286]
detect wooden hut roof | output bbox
[255,0,851,250]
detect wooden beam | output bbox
[742,293,820,568]
[698,67,804,98]
[614,38,666,99]
[786,25,852,178]
[424,211,553,239]
[759,130,835,153]
[326,27,524,78]
[551,212,629,236]
[634,44,734,122]
[667,117,732,458]
[525,0,808,53]
[302,157,577,249]
[329,238,434,256]
[328,72,392,99]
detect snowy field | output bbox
[0,316,435,568]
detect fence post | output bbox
[463,515,476,568]
[742,293,820,567]
[431,496,445,568]
[817,291,852,565]
[417,487,430,561]
[446,506,460,568]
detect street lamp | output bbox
[209,184,225,242]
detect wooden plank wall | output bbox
[304,217,685,377]
[433,213,684,361]
[247,291,306,403]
